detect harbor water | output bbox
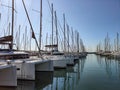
[1,54,120,90]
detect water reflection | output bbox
[42,58,86,90]
[104,57,112,78]
[0,58,86,90]
[97,55,120,79]
[0,87,16,90]
[53,69,67,90]
[118,60,120,78]
[35,72,53,89]
[0,72,53,90]
[17,80,35,90]
[2,55,120,90]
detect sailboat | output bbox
[111,32,120,58]
[43,6,67,69]
[0,0,53,80]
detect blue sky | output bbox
[52,0,120,51]
[0,0,120,51]
[51,0,120,51]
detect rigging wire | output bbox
[16,0,33,50]
[46,0,75,52]
[0,1,10,36]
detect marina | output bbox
[0,0,120,90]
[1,54,120,90]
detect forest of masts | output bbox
[96,32,120,53]
[0,0,86,54]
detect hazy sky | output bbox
[0,0,120,51]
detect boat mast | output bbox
[67,24,69,53]
[22,0,42,57]
[30,28,32,51]
[17,25,21,50]
[116,32,119,52]
[51,3,53,53]
[63,14,66,53]
[77,32,79,53]
[11,0,14,49]
[55,11,58,51]
[24,26,27,50]
[71,28,74,52]
[45,33,48,51]
[8,23,11,35]
[39,0,42,51]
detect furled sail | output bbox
[0,35,13,44]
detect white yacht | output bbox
[0,50,53,80]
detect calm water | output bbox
[1,54,120,90]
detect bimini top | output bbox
[45,44,58,48]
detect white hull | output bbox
[65,56,74,66]
[13,58,53,80]
[53,59,66,68]
[43,55,67,68]
[0,57,53,81]
[74,55,79,60]
[111,52,120,58]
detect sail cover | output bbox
[0,35,13,44]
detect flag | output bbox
[32,31,35,39]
